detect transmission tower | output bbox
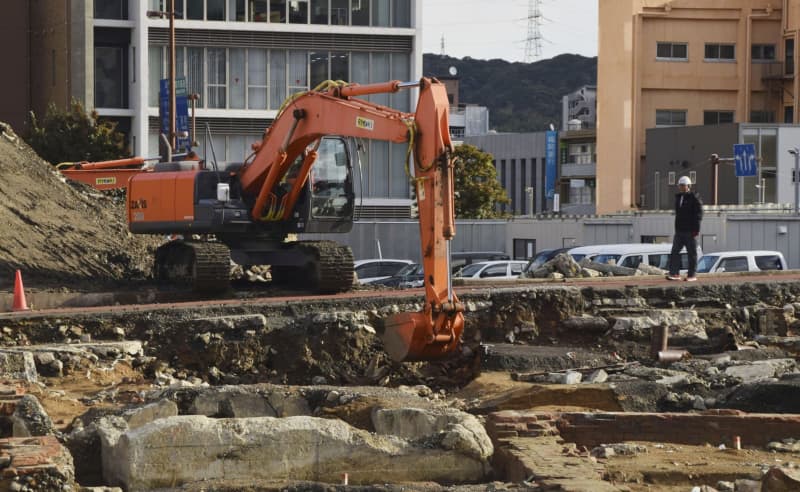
[524,0,543,62]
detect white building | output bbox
[92,0,420,213]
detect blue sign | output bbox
[734,143,757,177]
[545,130,558,201]
[159,78,191,152]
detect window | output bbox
[352,0,370,25]
[656,109,687,126]
[229,0,245,20]
[372,0,389,26]
[95,0,128,19]
[689,171,696,185]
[481,264,508,278]
[229,48,246,109]
[719,257,748,272]
[750,110,775,123]
[289,0,308,23]
[270,0,287,22]
[207,48,227,108]
[704,110,734,125]
[656,42,688,60]
[704,43,735,61]
[270,50,287,108]
[450,127,465,139]
[247,49,267,109]
[568,143,594,164]
[668,172,676,185]
[786,106,794,124]
[620,255,642,268]
[310,0,328,23]
[207,0,225,19]
[751,44,776,61]
[331,0,348,24]
[95,46,126,108]
[392,0,410,27]
[186,0,204,19]
[755,255,783,270]
[250,0,268,20]
[786,39,795,75]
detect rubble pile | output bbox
[0,122,158,289]
[522,252,668,279]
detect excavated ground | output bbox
[3,122,800,490]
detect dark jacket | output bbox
[674,191,703,232]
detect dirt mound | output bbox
[0,122,159,290]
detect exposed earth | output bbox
[2,122,800,491]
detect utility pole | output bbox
[147,1,177,153]
[169,0,176,151]
[790,148,800,214]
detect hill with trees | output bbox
[423,53,597,133]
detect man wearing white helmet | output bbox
[667,176,703,281]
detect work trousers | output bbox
[668,231,698,276]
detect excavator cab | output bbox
[282,137,355,234]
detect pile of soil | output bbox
[0,122,160,290]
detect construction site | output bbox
[2,98,800,492]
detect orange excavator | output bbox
[125,77,464,362]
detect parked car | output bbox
[367,262,424,288]
[522,247,576,276]
[568,243,702,272]
[696,250,787,273]
[353,259,414,284]
[452,260,527,280]
[450,251,510,274]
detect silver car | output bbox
[452,260,528,280]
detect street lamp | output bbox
[790,148,800,214]
[147,0,177,153]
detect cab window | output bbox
[620,255,643,268]
[481,264,508,278]
[719,257,748,272]
[755,255,783,270]
[648,254,670,269]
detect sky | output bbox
[422,0,598,63]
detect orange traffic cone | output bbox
[12,270,29,311]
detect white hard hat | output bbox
[678,176,691,186]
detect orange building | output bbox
[597,0,799,214]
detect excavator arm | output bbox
[238,78,464,361]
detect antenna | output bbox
[440,35,446,56]
[524,0,543,62]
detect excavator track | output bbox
[299,240,355,293]
[154,240,231,293]
[273,240,354,293]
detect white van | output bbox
[569,243,702,271]
[696,251,787,273]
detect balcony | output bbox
[759,61,794,80]
[561,162,596,177]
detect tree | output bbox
[452,144,509,218]
[27,100,128,165]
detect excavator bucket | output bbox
[382,311,464,362]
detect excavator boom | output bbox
[237,78,464,361]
